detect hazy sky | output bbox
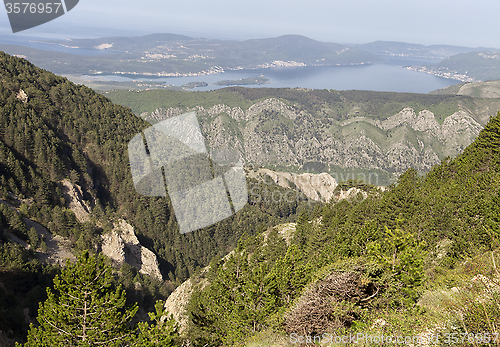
[1,0,499,47]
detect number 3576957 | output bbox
[5,3,62,14]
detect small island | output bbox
[215,76,269,86]
[182,81,209,89]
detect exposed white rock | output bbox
[60,179,91,223]
[332,187,368,202]
[378,107,441,134]
[163,278,207,334]
[378,108,481,144]
[101,230,126,264]
[440,111,483,157]
[251,169,338,202]
[413,110,442,134]
[16,89,28,103]
[101,219,163,281]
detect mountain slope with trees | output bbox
[106,87,500,184]
[0,52,315,344]
[181,110,500,346]
[1,50,500,346]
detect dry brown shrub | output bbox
[283,271,376,335]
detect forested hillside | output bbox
[0,50,314,274]
[0,52,314,344]
[182,110,500,346]
[1,50,500,346]
[106,88,500,184]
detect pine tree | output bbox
[27,227,39,249]
[367,224,427,306]
[22,251,138,346]
[293,211,310,250]
[266,245,310,308]
[134,301,178,347]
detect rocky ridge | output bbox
[144,99,486,178]
[247,168,378,205]
[163,277,207,334]
[101,219,163,281]
[60,179,91,223]
[248,168,338,202]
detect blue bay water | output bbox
[94,57,459,93]
[0,35,460,92]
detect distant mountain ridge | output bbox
[3,33,500,84]
[106,87,500,185]
[424,50,500,82]
[356,40,495,59]
[0,34,382,77]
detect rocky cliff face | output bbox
[163,277,208,334]
[60,179,91,223]
[101,219,163,281]
[248,168,379,204]
[144,99,486,179]
[248,168,338,202]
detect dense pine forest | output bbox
[0,51,500,346]
[184,109,500,345]
[0,52,313,345]
[105,86,500,186]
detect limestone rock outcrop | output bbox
[145,101,486,178]
[249,168,338,202]
[60,179,91,223]
[163,277,208,334]
[101,219,163,281]
[16,89,28,103]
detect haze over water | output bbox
[93,57,460,94]
[1,35,461,94]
